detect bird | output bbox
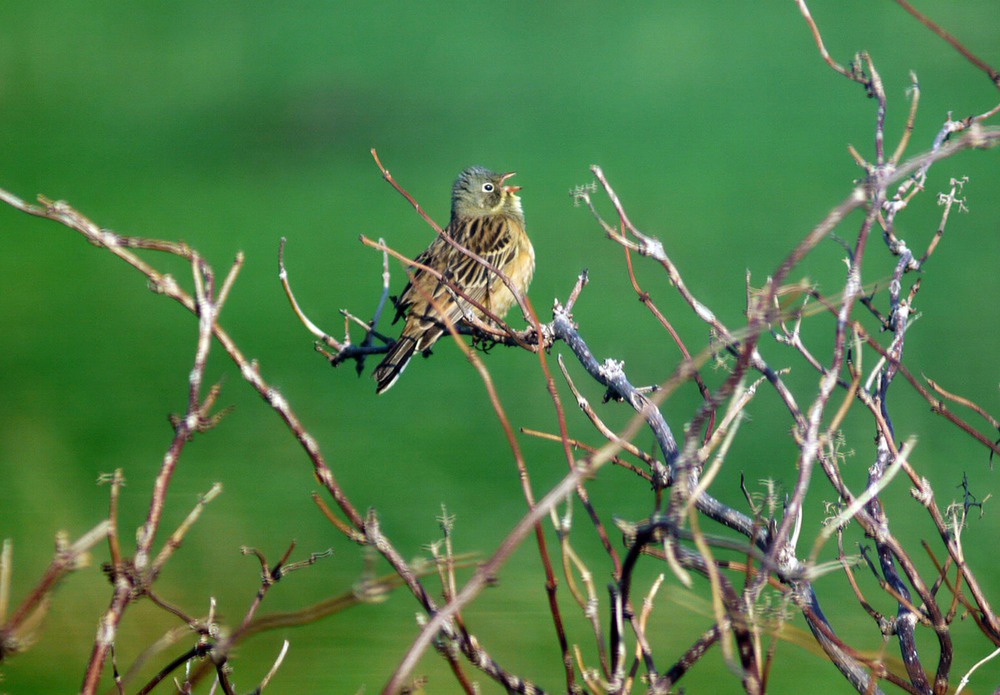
[372,166,535,394]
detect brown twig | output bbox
[892,0,1000,87]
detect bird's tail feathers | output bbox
[373,336,418,394]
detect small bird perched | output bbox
[373,166,535,394]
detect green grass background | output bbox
[2,2,999,692]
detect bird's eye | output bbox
[482,182,495,193]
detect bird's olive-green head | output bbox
[451,166,523,222]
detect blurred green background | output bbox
[2,2,999,693]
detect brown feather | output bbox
[374,167,534,393]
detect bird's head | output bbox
[451,166,523,221]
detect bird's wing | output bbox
[397,217,517,327]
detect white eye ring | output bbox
[482,182,495,193]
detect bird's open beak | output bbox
[500,171,521,194]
